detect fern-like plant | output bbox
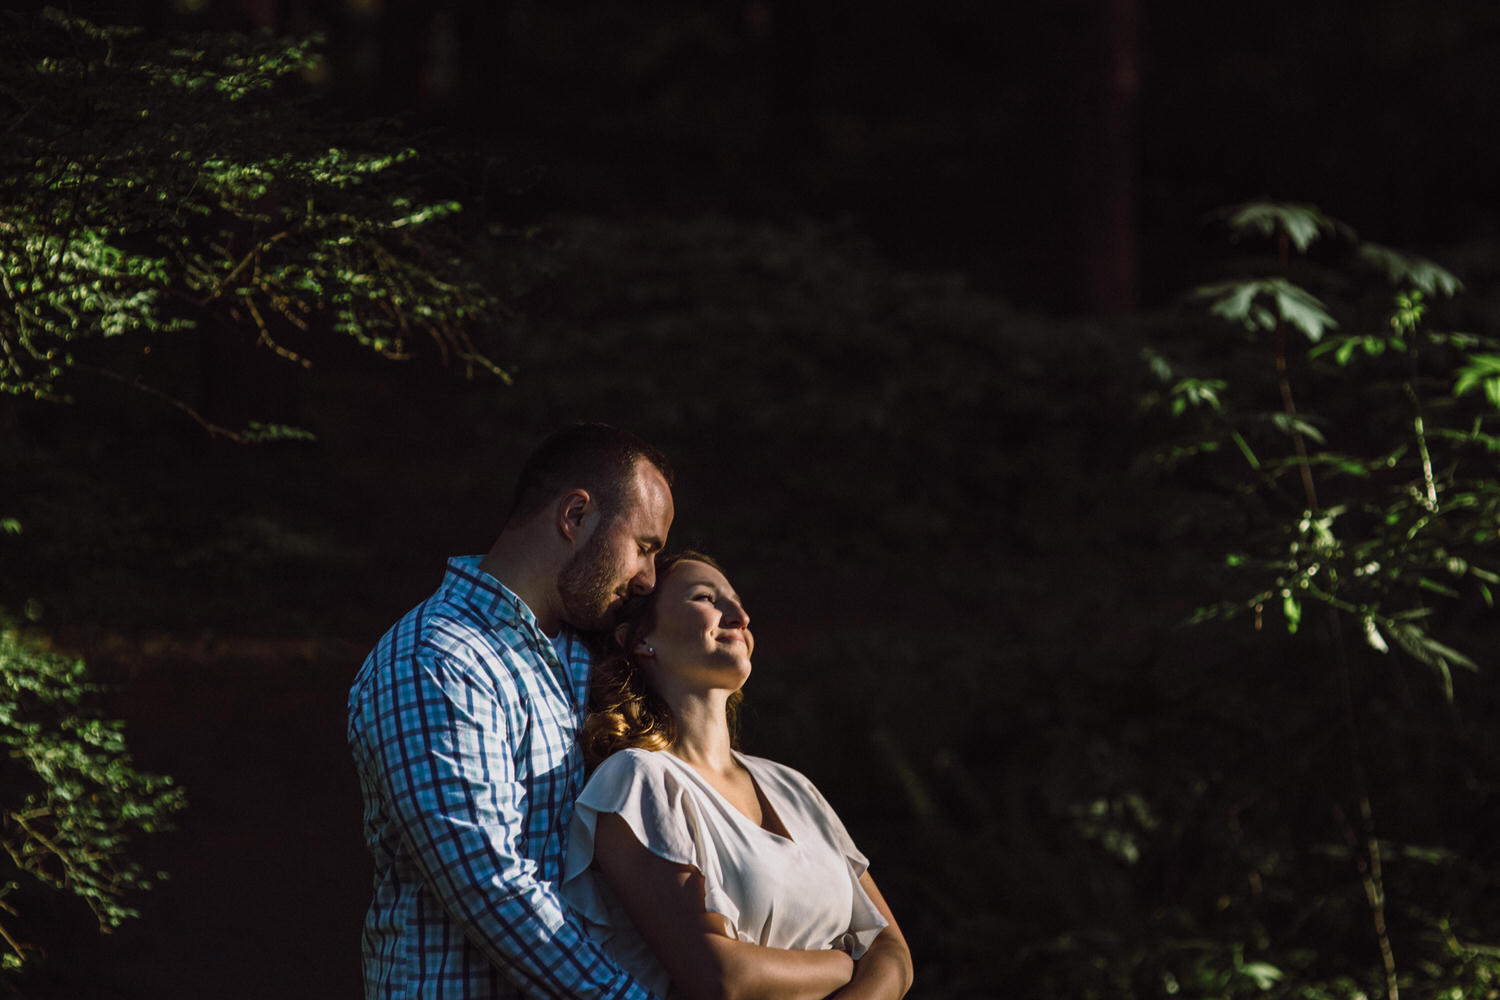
[1151,201,1499,686]
[1143,201,1500,1000]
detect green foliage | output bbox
[1148,201,1499,685]
[1195,276,1340,342]
[1139,201,1500,999]
[1216,202,1355,254]
[0,621,186,972]
[0,7,505,435]
[240,421,319,444]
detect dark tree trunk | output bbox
[1074,0,1140,314]
[453,0,512,116]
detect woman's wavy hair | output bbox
[580,550,744,771]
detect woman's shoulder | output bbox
[587,746,684,791]
[578,747,687,816]
[736,751,821,798]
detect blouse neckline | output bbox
[661,750,798,846]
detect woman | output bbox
[561,552,913,1000]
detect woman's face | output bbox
[639,559,753,694]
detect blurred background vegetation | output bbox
[2,1,1499,998]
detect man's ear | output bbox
[556,489,592,542]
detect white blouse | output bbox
[561,748,888,999]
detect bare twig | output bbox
[1274,231,1321,513]
[69,362,251,442]
[244,294,311,367]
[195,229,291,305]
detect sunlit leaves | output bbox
[1385,617,1479,702]
[241,421,317,443]
[1309,332,1400,365]
[1454,354,1500,410]
[1282,590,1302,633]
[1238,962,1286,992]
[0,622,186,971]
[1358,242,1464,297]
[0,7,507,420]
[1271,411,1326,444]
[1218,200,1350,253]
[1168,376,1227,415]
[1149,201,1500,694]
[1195,277,1338,342]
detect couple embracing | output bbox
[347,423,913,1000]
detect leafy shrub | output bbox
[0,7,505,437]
[0,619,185,973]
[1148,202,1500,684]
[1136,201,1500,999]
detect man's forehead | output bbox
[629,461,674,524]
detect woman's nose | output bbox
[723,601,749,629]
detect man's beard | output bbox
[557,528,625,631]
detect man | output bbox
[348,423,675,999]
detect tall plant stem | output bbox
[1328,616,1400,1000]
[1271,229,1397,997]
[1404,340,1438,512]
[1275,232,1321,513]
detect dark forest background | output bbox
[3,1,1500,998]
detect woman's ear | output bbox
[612,622,633,649]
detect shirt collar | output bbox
[441,555,541,635]
[442,556,593,701]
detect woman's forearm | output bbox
[592,811,853,1000]
[828,933,914,1000]
[696,936,853,1000]
[829,872,913,1000]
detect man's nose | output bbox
[631,561,656,594]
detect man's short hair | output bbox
[505,423,673,527]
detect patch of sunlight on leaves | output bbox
[241,421,316,443]
[1454,354,1500,410]
[1,8,506,411]
[1195,278,1338,342]
[0,621,186,973]
[1271,411,1327,444]
[1218,200,1353,253]
[1358,242,1464,297]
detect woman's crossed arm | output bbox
[592,811,855,1000]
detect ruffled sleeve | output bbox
[562,749,746,943]
[832,872,888,960]
[794,770,870,876]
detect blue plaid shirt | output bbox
[348,556,656,1000]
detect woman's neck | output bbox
[664,691,736,773]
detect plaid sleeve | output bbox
[367,642,656,999]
